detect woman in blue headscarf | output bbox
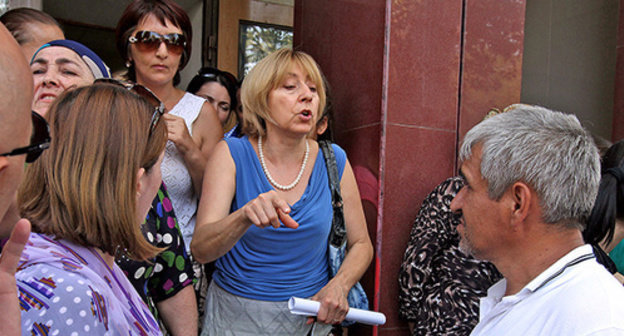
[29,39,111,118]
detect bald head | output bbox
[0,23,34,222]
[0,24,32,125]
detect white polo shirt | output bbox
[471,245,624,336]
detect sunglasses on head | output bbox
[129,31,186,55]
[200,72,218,80]
[94,79,165,136]
[0,111,50,163]
[198,69,238,85]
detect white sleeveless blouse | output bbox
[162,92,204,253]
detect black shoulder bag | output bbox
[318,140,369,326]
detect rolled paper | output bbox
[288,297,386,326]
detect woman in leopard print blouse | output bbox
[398,176,502,335]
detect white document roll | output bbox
[288,297,386,326]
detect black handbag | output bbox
[318,140,369,326]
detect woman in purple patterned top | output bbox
[17,83,167,335]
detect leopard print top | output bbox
[398,176,502,335]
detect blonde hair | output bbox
[18,84,167,261]
[241,48,326,137]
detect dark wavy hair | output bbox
[186,67,238,111]
[115,0,192,86]
[584,140,624,246]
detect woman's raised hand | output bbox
[243,190,299,229]
[162,113,195,153]
[0,218,31,335]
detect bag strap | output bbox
[319,140,347,247]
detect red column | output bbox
[295,1,525,335]
[459,0,526,138]
[295,4,385,334]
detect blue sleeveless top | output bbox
[213,136,347,301]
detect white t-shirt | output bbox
[471,244,624,336]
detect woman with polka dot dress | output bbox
[116,183,196,335]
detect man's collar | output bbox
[525,244,594,292]
[483,244,594,306]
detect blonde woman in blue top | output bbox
[191,48,373,335]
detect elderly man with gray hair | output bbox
[450,104,624,335]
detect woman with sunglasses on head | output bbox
[187,67,241,138]
[27,39,198,335]
[191,48,373,335]
[100,80,199,336]
[116,0,221,263]
[16,83,167,335]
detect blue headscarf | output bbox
[31,39,111,79]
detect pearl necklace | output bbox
[258,136,310,191]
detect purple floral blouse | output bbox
[17,233,162,335]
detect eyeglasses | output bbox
[0,111,50,163]
[129,31,186,55]
[94,78,165,136]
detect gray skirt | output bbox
[201,281,333,336]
